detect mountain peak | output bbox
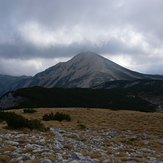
[2,51,163,93]
[76,51,99,56]
[71,51,101,61]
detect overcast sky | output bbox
[0,0,163,76]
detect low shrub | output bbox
[23,108,36,113]
[0,111,8,121]
[5,112,30,129]
[43,112,55,121]
[29,119,44,130]
[138,108,153,112]
[0,111,44,130]
[77,123,86,129]
[55,112,71,122]
[0,118,4,123]
[43,112,71,122]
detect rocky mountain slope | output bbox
[7,51,163,91]
[93,79,163,90]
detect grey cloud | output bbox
[0,38,146,60]
[0,0,163,75]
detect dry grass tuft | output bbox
[23,159,40,163]
[0,155,11,163]
[21,147,34,153]
[81,150,102,159]
[148,140,163,150]
[64,144,74,150]
[46,155,56,162]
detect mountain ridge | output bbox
[1,51,163,97]
[0,74,31,97]
[1,79,163,112]
[8,51,163,89]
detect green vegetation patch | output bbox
[0,111,44,130]
[77,123,87,129]
[23,108,37,113]
[0,118,4,123]
[43,112,71,122]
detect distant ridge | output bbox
[1,79,163,112]
[0,74,31,97]
[0,51,163,97]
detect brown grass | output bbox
[3,107,163,141]
[148,140,163,151]
[4,108,162,133]
[23,159,40,163]
[63,144,74,150]
[81,150,102,159]
[20,147,34,153]
[1,107,163,162]
[0,155,12,163]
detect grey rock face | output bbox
[0,92,25,109]
[18,52,163,88]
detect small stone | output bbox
[5,140,19,145]
[40,138,45,142]
[103,159,112,163]
[149,157,157,161]
[30,155,35,160]
[18,161,24,163]
[71,152,85,160]
[81,158,98,163]
[127,161,137,163]
[69,160,80,163]
[16,157,23,162]
[41,152,54,156]
[41,158,52,163]
[56,153,63,160]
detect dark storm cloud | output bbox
[0,0,163,75]
[0,38,145,60]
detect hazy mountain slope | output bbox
[92,79,163,90]
[9,51,163,90]
[0,74,31,97]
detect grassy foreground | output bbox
[0,108,163,162]
[1,107,162,133]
